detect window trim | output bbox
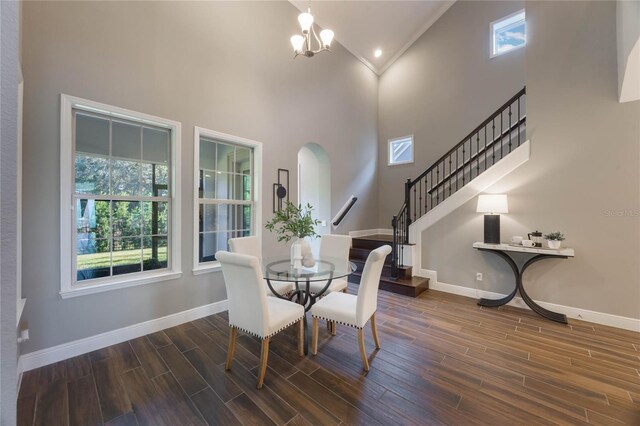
[490,9,526,59]
[60,94,182,299]
[192,127,262,275]
[388,135,414,166]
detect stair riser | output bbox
[348,275,429,297]
[351,260,412,279]
[352,238,394,251]
[349,248,393,263]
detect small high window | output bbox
[388,136,414,166]
[491,10,526,58]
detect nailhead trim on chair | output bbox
[229,315,304,339]
[311,314,363,330]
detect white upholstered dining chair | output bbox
[310,245,392,371]
[216,251,305,389]
[308,234,352,295]
[228,236,294,297]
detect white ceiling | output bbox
[289,0,456,75]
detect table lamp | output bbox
[476,194,508,244]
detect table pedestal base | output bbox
[476,249,568,324]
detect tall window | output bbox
[194,128,261,272]
[491,10,526,58]
[61,95,181,297]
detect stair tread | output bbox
[353,234,394,242]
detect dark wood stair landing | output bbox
[349,235,429,297]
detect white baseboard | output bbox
[422,279,640,332]
[18,300,228,374]
[349,228,392,237]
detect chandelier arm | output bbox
[311,24,322,52]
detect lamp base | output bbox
[484,215,501,244]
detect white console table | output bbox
[472,242,575,324]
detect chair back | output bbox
[216,251,269,337]
[356,245,392,327]
[319,234,352,271]
[229,236,261,259]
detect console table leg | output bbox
[518,255,568,324]
[476,249,519,307]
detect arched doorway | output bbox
[298,143,331,256]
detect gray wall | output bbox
[377,0,526,226]
[21,1,378,353]
[1,0,20,423]
[387,1,640,319]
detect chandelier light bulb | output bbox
[320,29,334,48]
[290,35,305,53]
[298,12,314,34]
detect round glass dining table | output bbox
[262,256,356,354]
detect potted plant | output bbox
[265,202,321,267]
[544,231,565,249]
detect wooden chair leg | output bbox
[225,327,237,371]
[298,319,304,356]
[371,312,381,349]
[257,337,270,389]
[331,321,337,336]
[312,317,319,355]
[358,328,369,371]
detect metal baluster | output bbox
[508,104,513,152]
[484,126,487,172]
[456,148,459,192]
[518,96,521,147]
[500,110,503,160]
[492,119,496,165]
[462,140,466,186]
[419,179,422,217]
[424,176,427,213]
[413,183,416,220]
[448,155,452,197]
[476,133,480,178]
[436,165,439,205]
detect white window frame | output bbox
[388,135,414,166]
[60,94,182,298]
[490,9,526,58]
[192,127,262,275]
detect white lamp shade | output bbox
[298,12,314,33]
[320,29,334,48]
[290,35,304,52]
[476,194,508,214]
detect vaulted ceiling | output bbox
[289,0,455,75]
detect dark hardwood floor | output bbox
[18,284,640,425]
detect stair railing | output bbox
[390,87,526,278]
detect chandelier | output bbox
[290,7,334,58]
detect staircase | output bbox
[389,87,528,284]
[348,234,429,297]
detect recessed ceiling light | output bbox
[374,49,382,58]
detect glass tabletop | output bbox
[262,256,356,282]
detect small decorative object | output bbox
[476,194,508,244]
[544,232,565,249]
[528,230,544,247]
[511,236,523,245]
[265,202,321,267]
[272,168,289,213]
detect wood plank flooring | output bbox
[18,285,640,425]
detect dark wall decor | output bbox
[273,168,289,212]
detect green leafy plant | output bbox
[544,232,565,241]
[265,202,321,243]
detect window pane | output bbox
[241,205,252,230]
[389,138,413,164]
[199,231,230,263]
[143,201,168,235]
[77,236,111,281]
[199,204,218,233]
[76,199,110,239]
[200,170,215,199]
[232,174,250,201]
[75,154,109,195]
[112,201,141,238]
[111,159,141,195]
[143,127,169,164]
[76,113,109,156]
[216,172,232,199]
[143,236,168,271]
[200,138,217,171]
[216,143,234,173]
[112,121,141,160]
[142,163,169,197]
[112,237,142,276]
[235,147,251,175]
[492,11,526,56]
